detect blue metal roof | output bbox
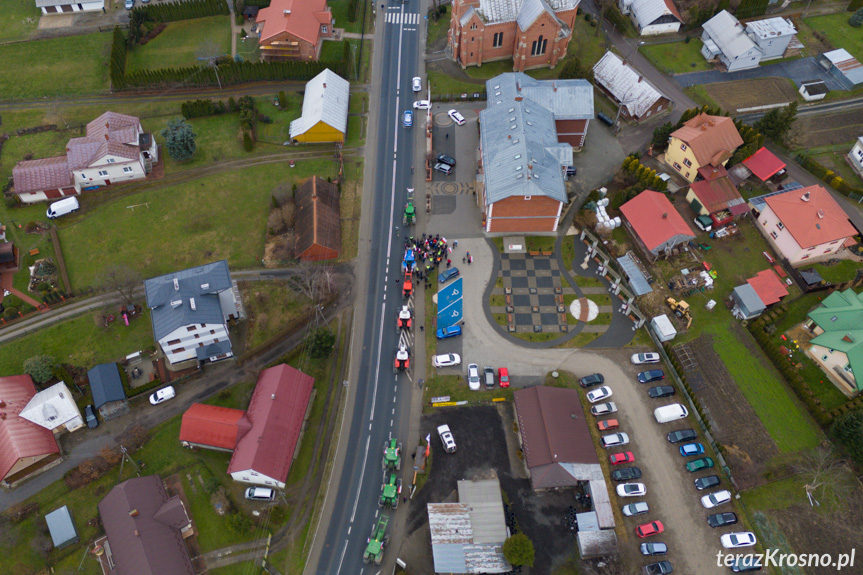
[87,363,125,408]
[45,506,78,548]
[617,253,653,296]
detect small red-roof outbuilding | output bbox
[743,147,786,181]
[747,269,788,306]
[179,404,247,451]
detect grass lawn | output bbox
[572,274,605,289]
[427,6,451,48]
[810,151,863,190]
[525,236,556,251]
[329,0,364,34]
[339,158,364,261]
[256,94,304,144]
[428,69,485,97]
[685,85,721,110]
[812,259,861,283]
[558,330,601,347]
[126,16,231,71]
[641,39,712,75]
[239,280,311,350]
[58,160,334,289]
[0,32,111,99]
[0,309,153,376]
[0,0,40,43]
[805,13,863,62]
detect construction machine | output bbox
[363,515,389,565]
[379,472,402,509]
[394,345,411,373]
[666,297,692,329]
[397,305,413,331]
[382,438,402,471]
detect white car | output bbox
[448,109,466,125]
[125,0,135,7]
[601,432,630,448]
[631,352,661,364]
[616,483,646,497]
[433,353,461,368]
[590,402,617,416]
[437,424,457,453]
[721,532,757,549]
[413,100,431,110]
[149,385,176,405]
[701,489,732,509]
[467,363,480,391]
[586,386,613,403]
[412,77,422,92]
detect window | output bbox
[530,35,547,56]
[194,334,200,339]
[685,172,690,178]
[822,355,829,361]
[845,364,854,374]
[167,339,181,345]
[680,144,687,151]
[98,170,108,177]
[106,158,115,164]
[801,254,810,260]
[824,248,832,253]
[807,246,815,251]
[201,323,206,327]
[173,347,185,352]
[672,162,682,171]
[123,167,133,173]
[776,221,784,230]
[321,25,327,34]
[470,23,477,30]
[830,240,840,245]
[524,196,531,200]
[657,105,663,111]
[683,158,692,167]
[210,329,216,334]
[187,326,196,332]
[770,231,778,239]
[493,32,503,48]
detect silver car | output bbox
[467,363,480,391]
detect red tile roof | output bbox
[295,176,341,261]
[620,190,695,252]
[256,0,331,45]
[671,113,744,167]
[763,185,857,248]
[688,176,744,214]
[0,375,60,482]
[663,0,683,20]
[742,147,786,181]
[227,364,314,484]
[179,403,247,450]
[746,269,788,306]
[12,156,74,194]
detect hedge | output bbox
[799,155,863,197]
[131,0,229,23]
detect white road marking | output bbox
[336,540,349,574]
[349,435,371,523]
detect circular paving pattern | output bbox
[438,182,459,195]
[569,298,599,322]
[434,112,454,127]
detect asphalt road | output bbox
[312,2,422,573]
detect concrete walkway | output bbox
[0,270,45,312]
[227,0,238,58]
[675,56,846,91]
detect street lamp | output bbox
[627,41,645,61]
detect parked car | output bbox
[611,466,642,482]
[597,111,615,126]
[586,386,613,403]
[245,487,275,501]
[579,373,605,388]
[730,555,763,572]
[679,443,705,457]
[436,153,456,166]
[609,451,634,465]
[413,99,431,109]
[84,404,98,429]
[125,0,135,8]
[433,162,453,175]
[616,483,646,497]
[701,490,732,509]
[403,110,412,127]
[498,367,510,388]
[46,197,79,219]
[601,432,630,448]
[694,214,713,232]
[721,532,757,549]
[412,76,422,92]
[467,363,480,391]
[666,429,698,444]
[631,352,660,364]
[695,475,721,491]
[149,385,176,405]
[591,402,617,416]
[685,457,715,472]
[448,109,466,125]
[597,419,619,431]
[643,561,673,575]
[433,353,461,368]
[648,385,675,398]
[640,542,668,556]
[438,267,460,283]
[437,424,457,453]
[436,325,462,339]
[707,512,738,528]
[483,366,495,389]
[638,370,665,383]
[636,520,664,538]
[622,501,649,516]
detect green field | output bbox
[329,0,365,34]
[0,0,40,43]
[0,32,111,99]
[805,13,863,63]
[126,16,232,71]
[641,39,713,74]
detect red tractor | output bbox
[394,345,411,373]
[397,305,413,331]
[402,271,413,298]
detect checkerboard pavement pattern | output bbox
[490,254,576,333]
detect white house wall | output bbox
[230,469,285,489]
[158,322,231,365]
[640,22,680,36]
[757,206,847,266]
[849,140,863,177]
[74,157,145,191]
[42,1,104,14]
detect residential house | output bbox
[87,363,129,421]
[479,73,593,232]
[12,111,158,204]
[255,0,333,61]
[849,136,863,178]
[295,176,341,261]
[685,166,748,227]
[744,17,797,61]
[289,69,349,144]
[620,190,695,261]
[592,52,671,122]
[427,477,512,574]
[730,269,788,320]
[700,10,763,71]
[805,289,863,395]
[0,241,18,270]
[742,146,786,182]
[179,403,246,452]
[227,364,315,488]
[818,49,863,91]
[664,112,743,183]
[36,0,104,14]
[45,506,79,550]
[97,475,195,575]
[143,260,241,370]
[756,185,857,266]
[448,0,580,71]
[799,80,829,101]
[19,381,85,434]
[0,375,61,487]
[618,0,683,36]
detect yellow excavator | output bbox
[666,298,692,329]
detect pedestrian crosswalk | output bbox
[386,12,420,25]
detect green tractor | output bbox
[379,471,402,509]
[363,514,389,565]
[382,438,402,471]
[403,188,416,226]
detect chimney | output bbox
[104,134,110,141]
[271,394,276,400]
[700,125,707,131]
[817,209,825,219]
[173,278,180,291]
[801,192,811,202]
[638,76,643,83]
[552,81,557,92]
[0,413,5,420]
[323,83,327,89]
[662,213,668,219]
[190,298,196,311]
[129,509,139,517]
[134,530,140,537]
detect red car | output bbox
[609,451,635,465]
[498,368,510,388]
[636,521,665,538]
[597,419,619,431]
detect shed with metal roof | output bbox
[45,506,79,549]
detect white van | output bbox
[654,403,688,424]
[245,487,275,501]
[46,197,79,219]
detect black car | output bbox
[731,555,762,572]
[666,429,698,444]
[436,153,456,166]
[648,385,675,398]
[644,561,673,575]
[707,512,738,528]
[438,267,460,283]
[695,475,721,491]
[579,373,605,388]
[597,111,615,126]
[84,404,99,429]
[610,466,642,482]
[638,369,665,383]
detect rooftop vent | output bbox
[662,212,668,219]
[508,107,515,113]
[190,298,196,311]
[271,394,276,400]
[283,9,291,14]
[843,334,854,343]
[201,283,210,290]
[0,400,5,408]
[173,278,180,291]
[801,192,811,201]
[170,300,182,308]
[129,509,139,517]
[817,209,825,218]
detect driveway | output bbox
[675,56,846,91]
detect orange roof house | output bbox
[295,176,341,262]
[664,113,744,183]
[256,0,333,61]
[620,190,695,261]
[179,404,247,451]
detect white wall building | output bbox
[745,17,797,61]
[849,136,863,178]
[18,382,84,433]
[36,0,104,14]
[619,0,682,36]
[701,10,763,72]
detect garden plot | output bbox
[703,77,797,113]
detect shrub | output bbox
[227,513,254,534]
[278,90,287,108]
[23,355,55,383]
[242,131,254,151]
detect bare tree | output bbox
[197,39,226,88]
[293,263,335,300]
[98,263,143,306]
[594,0,614,37]
[794,445,851,510]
